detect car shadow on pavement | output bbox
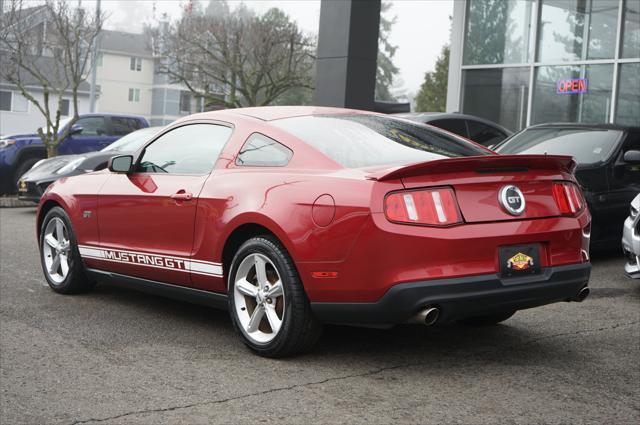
[90,281,586,364]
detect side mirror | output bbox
[70,124,83,135]
[108,155,133,173]
[623,150,640,164]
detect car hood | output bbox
[3,133,39,140]
[21,150,130,181]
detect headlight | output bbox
[0,139,16,149]
[56,157,86,174]
[631,204,638,219]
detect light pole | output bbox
[88,0,101,112]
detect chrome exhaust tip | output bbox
[574,286,590,302]
[409,307,440,326]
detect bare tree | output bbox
[0,0,103,157]
[153,3,315,109]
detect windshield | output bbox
[496,127,622,165]
[271,114,489,168]
[101,127,162,152]
[56,117,74,133]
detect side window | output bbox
[111,117,143,136]
[622,131,640,153]
[236,133,293,167]
[429,119,468,138]
[74,117,107,136]
[137,123,232,175]
[466,120,506,146]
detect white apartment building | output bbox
[0,6,205,135]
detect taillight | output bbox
[385,187,463,226]
[552,182,585,215]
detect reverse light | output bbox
[385,187,463,226]
[552,182,585,215]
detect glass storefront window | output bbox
[616,63,640,126]
[461,67,530,131]
[531,64,613,124]
[463,0,534,65]
[536,0,619,62]
[621,0,640,58]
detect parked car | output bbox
[494,123,640,250]
[0,113,149,195]
[622,194,640,279]
[17,126,163,202]
[396,112,512,146]
[37,106,591,357]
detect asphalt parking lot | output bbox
[1,206,639,424]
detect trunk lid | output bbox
[368,154,576,223]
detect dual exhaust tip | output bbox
[572,286,590,302]
[409,306,440,326]
[411,286,590,326]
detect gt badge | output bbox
[507,252,534,271]
[499,185,525,215]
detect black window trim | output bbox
[133,119,234,176]
[235,132,294,168]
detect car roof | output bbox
[80,113,147,120]
[184,106,372,122]
[524,122,639,131]
[396,112,513,134]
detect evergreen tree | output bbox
[415,45,449,112]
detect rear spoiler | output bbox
[366,154,577,181]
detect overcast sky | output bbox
[90,0,453,97]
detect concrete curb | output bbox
[0,197,36,208]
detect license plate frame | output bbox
[499,244,541,278]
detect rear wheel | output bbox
[40,206,94,294]
[457,311,516,326]
[228,236,322,357]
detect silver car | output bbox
[622,194,640,278]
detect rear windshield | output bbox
[496,128,622,165]
[271,114,489,168]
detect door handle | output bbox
[170,190,193,201]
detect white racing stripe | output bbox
[78,245,223,277]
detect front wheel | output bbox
[40,206,94,294]
[228,236,322,357]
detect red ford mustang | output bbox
[36,107,592,357]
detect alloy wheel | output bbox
[42,217,71,284]
[233,253,285,344]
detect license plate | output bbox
[18,180,28,193]
[499,244,541,277]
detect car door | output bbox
[59,116,111,154]
[96,122,233,286]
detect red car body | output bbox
[37,107,591,327]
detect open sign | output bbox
[557,78,588,94]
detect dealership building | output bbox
[446,0,640,132]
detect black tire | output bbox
[457,311,516,326]
[13,157,40,189]
[228,236,322,357]
[39,206,95,294]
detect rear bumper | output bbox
[310,263,591,325]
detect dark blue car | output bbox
[0,113,148,194]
